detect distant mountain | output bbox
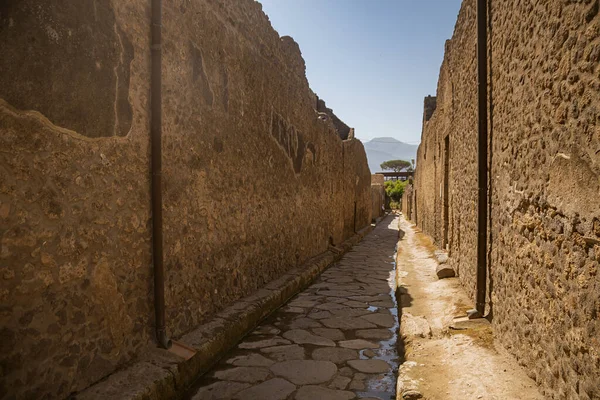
[363,137,418,173]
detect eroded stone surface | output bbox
[294,385,356,400]
[239,337,291,349]
[312,347,358,364]
[252,326,281,336]
[315,302,346,311]
[213,367,270,383]
[308,310,333,319]
[349,373,367,390]
[329,375,352,390]
[312,328,345,341]
[355,329,393,340]
[321,317,376,330]
[226,353,275,367]
[261,344,306,361]
[339,339,380,349]
[328,308,373,318]
[348,359,391,374]
[233,378,295,400]
[283,329,335,347]
[191,381,250,400]
[361,313,396,328]
[270,360,337,385]
[288,318,322,329]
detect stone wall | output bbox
[0,0,372,398]
[371,174,386,221]
[401,183,413,221]
[410,0,600,398]
[316,97,352,140]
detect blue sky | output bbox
[259,0,462,144]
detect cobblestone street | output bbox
[185,214,400,400]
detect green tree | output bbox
[384,179,408,202]
[380,159,411,172]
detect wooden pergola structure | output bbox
[374,171,414,181]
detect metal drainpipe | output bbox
[151,0,171,349]
[473,0,489,318]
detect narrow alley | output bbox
[185,215,401,400]
[2,1,599,398]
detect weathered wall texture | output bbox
[408,1,600,398]
[371,174,386,220]
[316,97,352,140]
[0,0,372,398]
[401,183,413,221]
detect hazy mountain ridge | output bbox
[363,137,418,173]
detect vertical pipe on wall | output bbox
[474,0,489,318]
[151,0,171,349]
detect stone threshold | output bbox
[75,223,376,400]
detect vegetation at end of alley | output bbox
[385,179,409,209]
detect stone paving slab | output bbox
[185,215,400,399]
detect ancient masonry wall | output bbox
[371,174,386,221]
[0,0,372,398]
[316,97,352,140]
[406,0,600,398]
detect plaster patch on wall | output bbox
[191,43,215,107]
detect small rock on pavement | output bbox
[270,360,337,385]
[363,349,376,358]
[233,378,295,400]
[436,264,455,279]
[295,385,355,400]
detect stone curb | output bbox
[76,223,375,400]
[395,224,428,400]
